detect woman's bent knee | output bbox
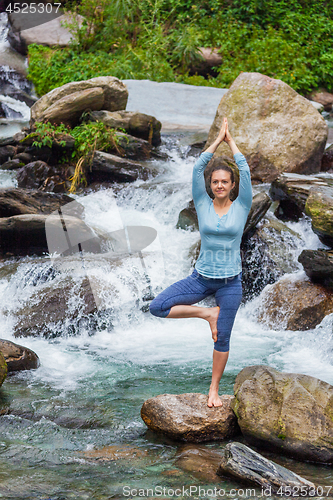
[149,299,171,318]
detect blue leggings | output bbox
[149,269,242,352]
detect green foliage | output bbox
[70,121,120,161]
[29,122,71,149]
[27,0,333,96]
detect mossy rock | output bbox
[305,186,333,247]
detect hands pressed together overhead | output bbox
[206,117,240,156]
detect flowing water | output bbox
[1,12,333,500]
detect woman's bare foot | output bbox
[207,387,223,407]
[203,307,219,342]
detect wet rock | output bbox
[141,393,240,442]
[176,200,198,231]
[0,145,17,164]
[0,352,7,388]
[89,110,162,146]
[0,213,100,256]
[14,276,100,338]
[206,73,328,183]
[1,83,37,107]
[242,192,272,237]
[114,132,154,161]
[36,87,105,127]
[305,186,333,247]
[91,151,149,183]
[270,172,332,221]
[31,76,128,125]
[16,161,68,190]
[241,217,301,300]
[0,188,83,218]
[217,442,315,491]
[0,158,24,170]
[322,144,333,172]
[0,339,39,372]
[232,365,333,463]
[298,249,333,290]
[257,275,333,330]
[175,445,223,482]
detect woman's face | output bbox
[210,170,235,200]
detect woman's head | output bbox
[209,165,235,200]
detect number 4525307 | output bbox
[6,3,61,14]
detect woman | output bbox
[149,117,252,407]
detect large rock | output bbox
[217,442,315,491]
[175,445,223,482]
[305,186,333,247]
[269,172,332,221]
[35,88,105,127]
[309,90,333,112]
[241,218,302,300]
[298,249,333,290]
[14,277,99,338]
[0,188,83,218]
[232,365,333,463]
[31,76,128,125]
[91,151,150,183]
[0,339,39,372]
[0,352,7,388]
[141,393,240,442]
[0,145,17,165]
[206,73,328,183]
[257,275,333,330]
[16,161,74,192]
[88,110,162,146]
[0,214,101,256]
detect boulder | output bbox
[0,339,39,372]
[176,200,198,231]
[206,73,328,182]
[322,144,333,172]
[13,152,33,164]
[217,442,315,491]
[114,132,154,161]
[31,76,128,125]
[0,352,7,388]
[232,365,333,463]
[0,213,100,256]
[305,186,333,247]
[35,87,105,127]
[88,110,162,146]
[0,188,83,218]
[298,249,333,290]
[16,161,72,191]
[269,172,333,221]
[257,275,333,330]
[15,13,84,52]
[141,393,240,442]
[14,277,99,338]
[241,218,301,300]
[91,151,150,183]
[190,47,222,75]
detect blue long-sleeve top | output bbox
[192,151,252,278]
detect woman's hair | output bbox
[209,165,235,185]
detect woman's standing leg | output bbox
[208,273,243,407]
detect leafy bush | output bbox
[27,0,333,96]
